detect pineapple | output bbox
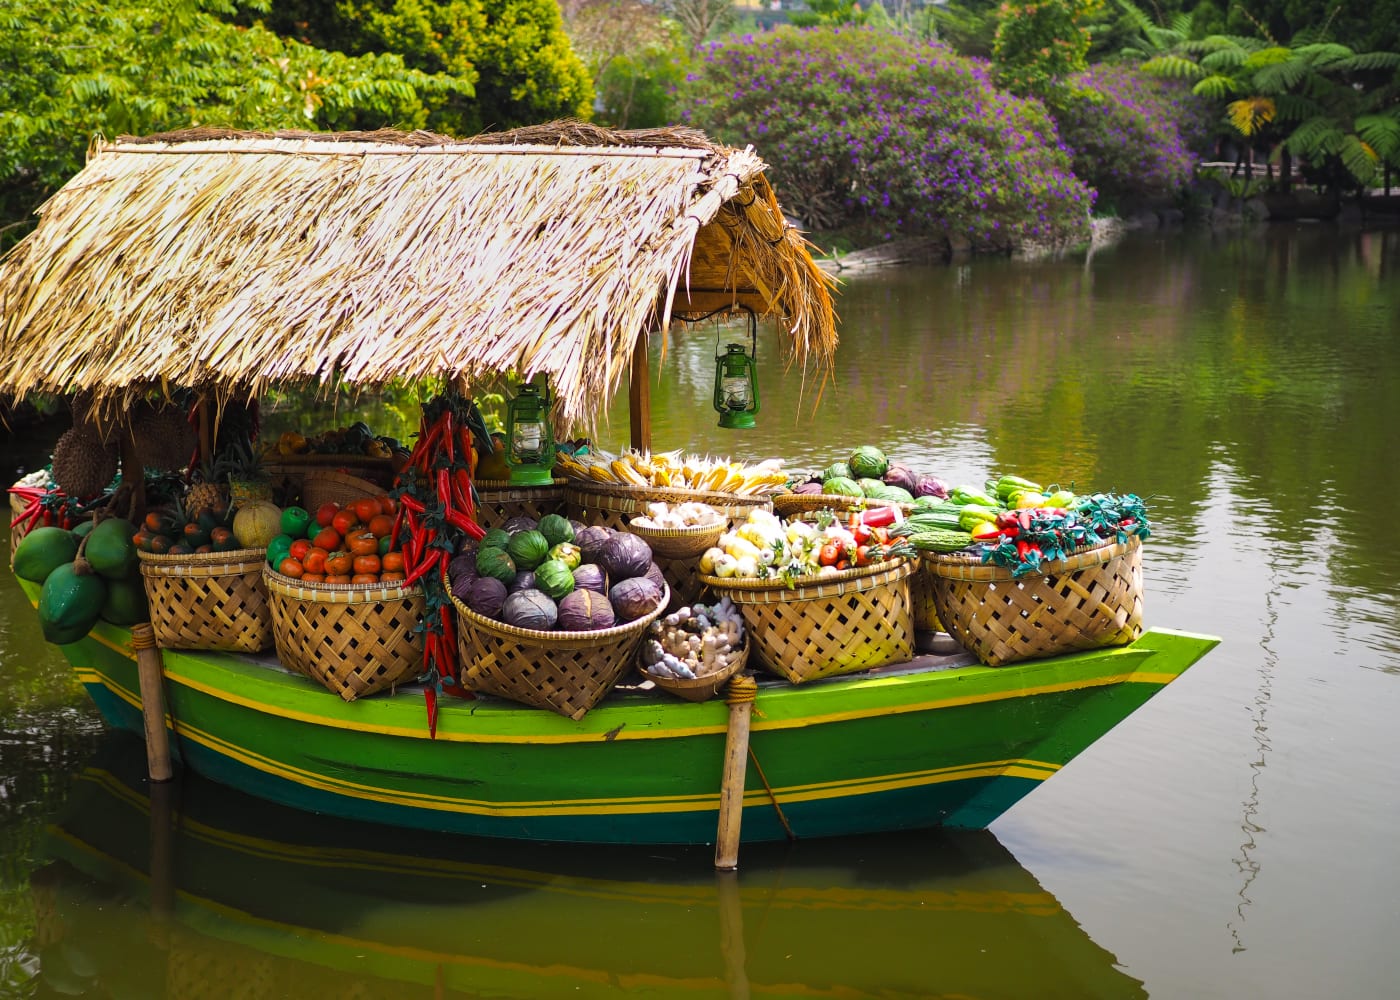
[185,451,228,515]
[224,435,272,508]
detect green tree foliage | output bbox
[1141,27,1400,194]
[0,0,466,243]
[564,0,689,127]
[992,0,1098,104]
[246,0,593,133]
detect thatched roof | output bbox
[0,122,837,428]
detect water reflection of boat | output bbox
[32,733,1145,999]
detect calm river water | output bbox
[3,224,1399,998]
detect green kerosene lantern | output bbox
[712,312,760,430]
[504,376,557,486]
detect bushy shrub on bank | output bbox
[679,26,1093,248]
[1054,65,1212,210]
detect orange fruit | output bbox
[312,528,341,552]
[353,554,381,575]
[326,552,354,577]
[278,557,305,578]
[367,514,395,538]
[380,570,405,583]
[302,572,326,584]
[377,495,396,516]
[315,503,340,528]
[302,548,327,575]
[381,551,405,573]
[289,538,313,561]
[348,531,379,557]
[350,573,379,585]
[324,574,352,585]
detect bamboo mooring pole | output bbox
[628,333,651,453]
[715,674,757,870]
[131,623,174,782]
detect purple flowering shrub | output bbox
[679,26,1092,247]
[1054,65,1212,206]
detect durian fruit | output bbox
[131,401,197,472]
[51,425,118,498]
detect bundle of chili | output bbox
[392,392,494,737]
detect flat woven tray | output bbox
[699,559,916,683]
[922,536,1143,666]
[264,568,425,701]
[639,641,750,703]
[138,549,273,653]
[450,582,668,721]
[625,519,726,559]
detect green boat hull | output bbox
[22,579,1217,844]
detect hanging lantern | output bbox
[504,376,557,486]
[712,309,760,430]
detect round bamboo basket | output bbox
[909,557,944,634]
[299,470,386,513]
[699,559,916,684]
[565,482,770,533]
[638,641,749,703]
[449,582,668,721]
[624,518,726,559]
[924,536,1143,667]
[473,479,568,530]
[770,492,910,519]
[264,568,425,701]
[138,549,273,653]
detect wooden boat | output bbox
[31,731,1148,998]
[15,573,1215,844]
[0,124,1218,851]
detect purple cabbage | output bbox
[464,576,508,619]
[574,525,613,563]
[610,576,662,622]
[598,532,653,581]
[883,464,918,494]
[914,474,950,499]
[573,563,608,594]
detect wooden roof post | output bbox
[628,333,651,453]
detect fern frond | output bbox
[1356,114,1400,159]
[1285,117,1343,156]
[1243,46,1295,71]
[1192,74,1239,99]
[1227,97,1276,136]
[1272,93,1322,122]
[1200,48,1245,72]
[1293,43,1354,67]
[1339,134,1379,184]
[1253,59,1308,93]
[1334,52,1400,72]
[1142,54,1205,79]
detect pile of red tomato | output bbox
[268,495,404,585]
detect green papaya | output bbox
[12,527,80,583]
[38,563,106,644]
[71,519,96,539]
[85,518,138,580]
[100,576,150,626]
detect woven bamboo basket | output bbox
[473,479,568,529]
[564,481,771,533]
[909,558,944,633]
[449,583,668,721]
[625,518,727,559]
[699,559,916,684]
[264,455,394,501]
[138,549,273,653]
[639,641,750,703]
[264,568,425,701]
[300,470,385,513]
[770,492,910,519]
[924,536,1144,667]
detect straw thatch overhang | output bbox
[0,122,837,431]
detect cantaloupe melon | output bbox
[232,500,282,550]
